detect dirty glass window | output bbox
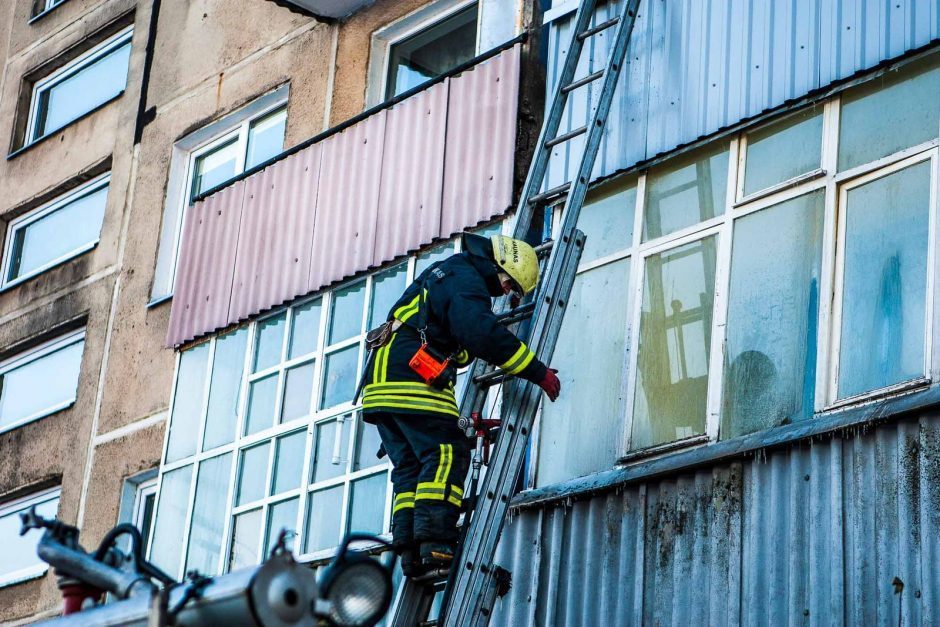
[632,236,717,450]
[838,59,940,172]
[26,27,133,143]
[3,174,109,287]
[185,453,233,574]
[0,488,59,587]
[643,145,728,241]
[385,4,478,99]
[0,330,85,434]
[743,109,823,196]
[837,160,932,399]
[722,192,824,438]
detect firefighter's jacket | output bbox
[361,240,547,420]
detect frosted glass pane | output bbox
[355,418,384,471]
[369,264,407,328]
[253,313,286,372]
[328,282,366,344]
[632,237,717,449]
[643,146,728,241]
[236,443,270,506]
[203,329,247,451]
[722,192,824,438]
[150,465,193,576]
[265,498,299,555]
[312,417,350,483]
[744,110,823,195]
[272,431,306,495]
[244,374,277,436]
[838,60,940,172]
[229,509,262,571]
[280,362,314,423]
[166,344,209,462]
[537,259,630,486]
[304,486,344,553]
[348,474,387,535]
[185,453,232,575]
[321,345,358,409]
[0,494,57,581]
[0,338,83,431]
[577,183,636,264]
[838,162,931,398]
[289,299,321,359]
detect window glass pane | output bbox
[643,146,728,241]
[229,509,262,571]
[722,192,824,438]
[304,486,344,553]
[328,282,366,344]
[632,236,717,449]
[253,313,286,372]
[312,418,350,483]
[744,109,823,196]
[185,453,232,575]
[138,491,156,557]
[354,418,384,471]
[244,374,278,436]
[203,329,248,451]
[0,338,83,432]
[35,39,132,139]
[0,493,57,582]
[578,182,636,264]
[247,108,287,169]
[166,344,209,462]
[272,431,306,494]
[838,161,931,398]
[321,345,359,409]
[237,443,270,506]
[838,60,940,172]
[7,183,108,283]
[415,244,453,276]
[281,362,314,423]
[191,139,239,200]
[150,465,193,576]
[369,264,408,328]
[348,474,387,535]
[265,498,299,555]
[289,298,322,359]
[537,258,630,486]
[385,5,478,99]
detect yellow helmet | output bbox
[491,235,540,295]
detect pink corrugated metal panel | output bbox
[307,109,387,294]
[440,43,521,238]
[166,181,246,347]
[373,80,449,266]
[229,144,323,323]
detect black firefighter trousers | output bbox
[372,411,471,549]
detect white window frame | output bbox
[44,0,67,11]
[133,478,158,535]
[151,88,289,302]
[0,173,110,290]
[0,329,85,434]
[24,26,133,145]
[0,487,60,587]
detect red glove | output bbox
[538,368,560,401]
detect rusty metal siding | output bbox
[374,81,449,265]
[229,144,323,322]
[545,0,940,187]
[492,413,940,625]
[166,182,245,348]
[441,43,520,237]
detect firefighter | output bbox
[360,232,561,576]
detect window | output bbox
[0,330,84,433]
[151,91,288,301]
[25,27,133,145]
[0,488,60,587]
[150,231,499,576]
[384,3,478,99]
[2,173,109,288]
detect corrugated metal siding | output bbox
[492,413,940,625]
[167,45,521,347]
[545,0,940,187]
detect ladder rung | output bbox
[577,16,621,41]
[496,302,535,326]
[562,69,605,94]
[527,182,571,205]
[545,125,587,149]
[474,370,510,387]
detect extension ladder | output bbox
[391,0,641,624]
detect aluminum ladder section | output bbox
[391,0,641,624]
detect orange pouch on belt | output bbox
[409,344,451,386]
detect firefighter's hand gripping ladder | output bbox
[391,0,641,624]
